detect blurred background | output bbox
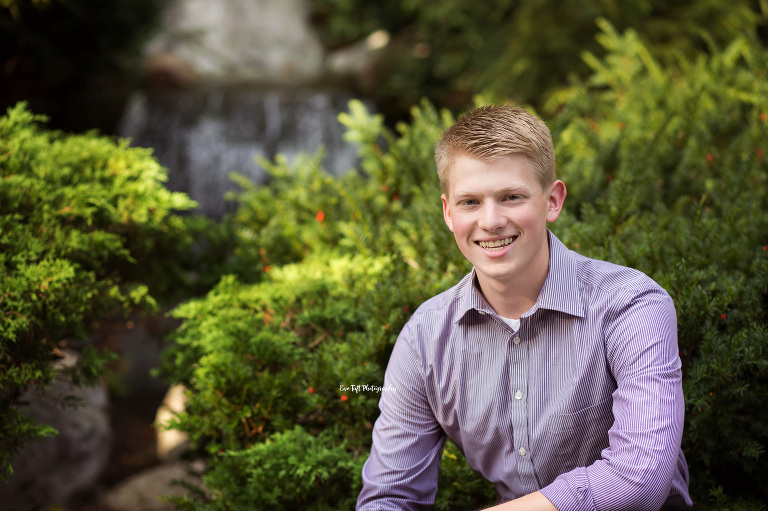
[2,0,766,215]
[1,0,767,510]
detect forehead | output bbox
[446,153,538,193]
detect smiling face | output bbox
[442,153,566,303]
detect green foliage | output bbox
[434,441,497,510]
[550,23,768,507]
[308,0,766,120]
[0,102,196,479]
[159,22,767,511]
[226,99,463,282]
[167,426,366,511]
[159,100,488,508]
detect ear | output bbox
[441,193,455,232]
[545,180,567,223]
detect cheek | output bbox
[518,206,548,229]
[449,216,474,237]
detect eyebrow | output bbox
[452,186,531,198]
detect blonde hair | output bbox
[434,105,556,194]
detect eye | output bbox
[503,194,522,201]
[458,198,479,206]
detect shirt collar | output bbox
[536,231,584,318]
[458,230,584,322]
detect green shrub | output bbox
[225,100,463,282]
[159,22,767,510]
[0,102,196,479]
[549,21,768,508]
[308,0,766,120]
[159,100,493,509]
[169,426,367,511]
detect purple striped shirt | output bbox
[357,231,691,511]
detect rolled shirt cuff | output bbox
[539,467,595,511]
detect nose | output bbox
[477,201,507,232]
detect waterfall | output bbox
[119,86,362,218]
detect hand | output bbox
[481,491,558,511]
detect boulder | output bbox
[325,29,389,93]
[144,0,325,85]
[0,351,111,510]
[155,384,190,462]
[100,460,205,511]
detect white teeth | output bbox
[478,236,516,249]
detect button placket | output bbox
[509,327,537,493]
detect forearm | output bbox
[482,491,558,511]
[358,324,446,510]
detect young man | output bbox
[356,105,692,511]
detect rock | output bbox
[155,384,189,462]
[100,461,205,511]
[144,0,325,85]
[325,30,389,92]
[144,52,200,89]
[0,351,111,511]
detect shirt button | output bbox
[515,390,523,400]
[519,447,527,456]
[513,336,521,345]
[478,310,487,315]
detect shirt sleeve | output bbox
[356,321,447,511]
[539,286,685,511]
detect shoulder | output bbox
[570,253,678,356]
[395,272,472,349]
[411,272,472,318]
[567,252,677,351]
[564,254,681,379]
[546,232,672,317]
[572,251,672,306]
[384,273,472,382]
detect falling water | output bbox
[119,86,363,218]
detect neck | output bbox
[476,242,550,319]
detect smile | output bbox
[477,236,517,250]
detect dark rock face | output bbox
[0,353,111,511]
